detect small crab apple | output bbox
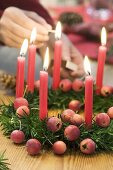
[14,97,29,110]
[10,130,25,144]
[64,125,80,141]
[72,79,84,92]
[107,107,113,119]
[101,85,113,97]
[95,113,110,127]
[61,109,75,123]
[80,138,96,154]
[26,139,41,156]
[47,117,62,132]
[52,141,67,155]
[68,100,81,112]
[59,79,72,92]
[70,114,84,126]
[34,80,40,91]
[16,106,30,118]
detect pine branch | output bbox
[0,151,10,170]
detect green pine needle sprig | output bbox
[0,151,10,170]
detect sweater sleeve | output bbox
[0,0,54,26]
[0,10,3,17]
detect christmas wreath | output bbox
[0,78,113,156]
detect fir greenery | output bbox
[0,88,113,152]
[0,152,10,170]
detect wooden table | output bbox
[0,95,113,170]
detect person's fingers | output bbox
[35,42,44,48]
[16,12,49,35]
[70,65,85,78]
[70,44,83,65]
[69,44,84,78]
[60,68,70,79]
[24,10,52,30]
[4,18,49,43]
[36,34,49,42]
[1,30,23,48]
[61,35,71,60]
[4,7,49,35]
[1,34,21,48]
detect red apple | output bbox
[72,79,84,92]
[16,106,30,118]
[64,125,80,141]
[52,141,67,155]
[107,107,113,119]
[14,97,29,110]
[61,109,75,123]
[26,139,41,156]
[101,86,113,97]
[59,79,72,92]
[95,113,110,127]
[68,100,81,111]
[47,117,62,132]
[70,114,84,126]
[80,138,96,154]
[10,130,25,144]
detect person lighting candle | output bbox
[0,1,84,81]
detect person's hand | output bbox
[0,7,52,48]
[40,34,84,79]
[60,34,84,79]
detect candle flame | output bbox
[101,27,107,46]
[43,47,49,71]
[30,27,37,44]
[84,56,91,75]
[55,21,62,40]
[20,39,28,56]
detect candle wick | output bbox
[55,34,62,41]
[20,53,24,57]
[55,37,60,41]
[43,67,47,72]
[30,40,34,45]
[87,71,91,76]
[102,43,106,46]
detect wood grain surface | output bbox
[0,95,113,170]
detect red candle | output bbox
[52,22,62,90]
[16,39,28,98]
[84,56,93,129]
[27,28,36,93]
[39,48,49,120]
[96,27,107,94]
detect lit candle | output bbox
[27,28,37,93]
[39,47,49,120]
[16,39,28,98]
[96,27,107,94]
[84,56,93,129]
[52,21,62,90]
